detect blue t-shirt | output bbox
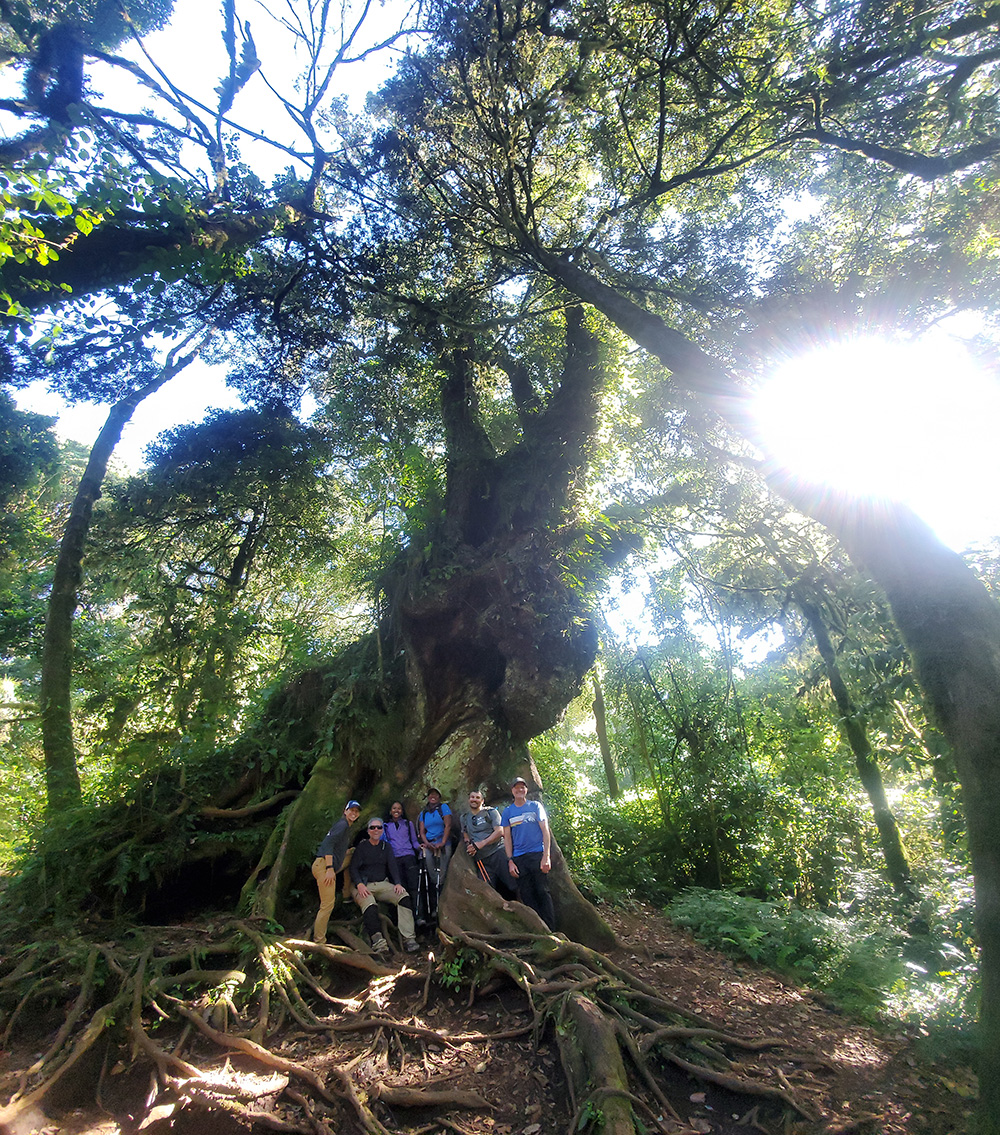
[501,800,547,857]
[420,802,452,842]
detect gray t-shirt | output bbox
[461,807,503,858]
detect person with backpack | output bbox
[418,786,453,895]
[461,787,516,896]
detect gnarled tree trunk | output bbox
[246,310,625,954]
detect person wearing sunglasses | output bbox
[349,817,420,955]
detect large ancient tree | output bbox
[4,0,1000,1129]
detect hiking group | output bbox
[311,778,555,954]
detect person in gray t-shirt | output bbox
[460,788,515,895]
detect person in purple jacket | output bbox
[384,800,421,905]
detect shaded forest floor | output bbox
[0,902,975,1135]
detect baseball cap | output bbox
[510,776,528,787]
[346,799,361,810]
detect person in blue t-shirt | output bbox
[418,786,453,885]
[501,776,555,929]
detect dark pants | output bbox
[396,854,420,904]
[513,851,555,928]
[474,850,517,898]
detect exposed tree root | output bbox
[428,851,819,1134]
[0,921,403,1135]
[2,887,828,1135]
[372,1083,490,1107]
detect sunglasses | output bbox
[369,824,383,830]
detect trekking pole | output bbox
[430,851,441,919]
[417,856,429,926]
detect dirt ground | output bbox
[0,902,976,1135]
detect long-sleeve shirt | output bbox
[385,818,420,859]
[315,815,352,871]
[349,839,402,886]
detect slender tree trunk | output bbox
[794,590,913,894]
[40,345,201,814]
[629,694,672,825]
[779,491,1000,1134]
[591,671,621,799]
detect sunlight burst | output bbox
[753,334,1000,550]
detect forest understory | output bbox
[0,902,974,1135]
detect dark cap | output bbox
[510,776,528,787]
[346,800,361,811]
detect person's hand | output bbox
[393,883,404,896]
[508,859,519,878]
[541,855,551,874]
[356,883,371,899]
[321,868,336,887]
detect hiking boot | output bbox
[371,933,389,955]
[404,937,420,953]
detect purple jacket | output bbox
[384,817,420,860]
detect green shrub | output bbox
[666,887,904,1017]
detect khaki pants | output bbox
[353,880,416,940]
[311,856,338,943]
[311,847,354,943]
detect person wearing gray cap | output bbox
[501,777,555,928]
[311,799,362,943]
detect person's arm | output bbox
[461,814,475,855]
[409,820,421,855]
[502,820,519,878]
[539,807,552,873]
[317,826,338,883]
[417,812,430,848]
[317,819,342,872]
[350,843,370,898]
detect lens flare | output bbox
[753,334,1000,550]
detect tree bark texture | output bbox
[592,671,621,799]
[439,842,615,951]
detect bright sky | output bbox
[15,362,243,468]
[753,324,1000,552]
